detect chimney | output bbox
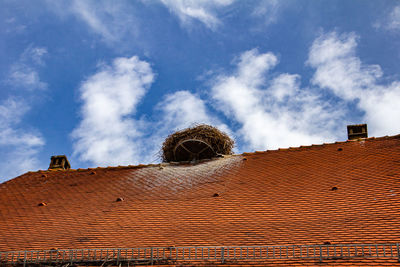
[347,124,368,140]
[48,155,71,170]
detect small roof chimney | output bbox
[347,124,368,140]
[48,155,71,170]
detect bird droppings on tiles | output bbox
[129,156,243,194]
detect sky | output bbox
[1,0,400,182]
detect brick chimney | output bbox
[48,155,71,170]
[347,124,368,140]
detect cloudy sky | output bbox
[1,0,400,181]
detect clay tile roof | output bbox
[1,135,400,265]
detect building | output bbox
[1,125,400,266]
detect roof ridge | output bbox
[28,154,240,174]
[241,133,400,156]
[26,134,400,174]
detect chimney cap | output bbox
[347,124,368,140]
[49,155,71,170]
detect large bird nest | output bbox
[161,124,234,162]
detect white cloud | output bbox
[159,0,235,30]
[210,48,343,151]
[71,0,113,40]
[9,65,47,91]
[47,0,139,44]
[308,32,382,100]
[158,90,224,130]
[252,0,281,25]
[360,83,400,136]
[7,46,48,91]
[21,46,48,65]
[0,98,44,182]
[0,46,48,182]
[72,56,155,167]
[374,5,400,32]
[3,16,27,34]
[269,73,299,101]
[308,31,400,137]
[386,5,400,30]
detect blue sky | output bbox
[1,0,400,182]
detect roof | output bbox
[1,135,400,265]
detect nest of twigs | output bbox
[161,124,234,162]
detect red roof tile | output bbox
[1,135,400,265]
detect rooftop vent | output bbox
[48,155,71,170]
[347,124,368,140]
[161,124,234,162]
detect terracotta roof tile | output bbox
[1,135,400,265]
